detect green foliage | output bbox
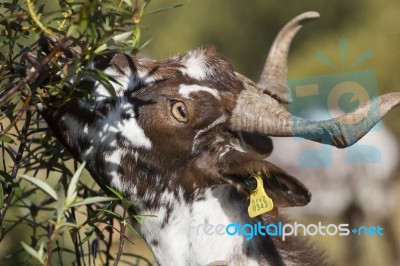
[0,0,181,265]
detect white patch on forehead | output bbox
[179,84,220,100]
[180,51,213,80]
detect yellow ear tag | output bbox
[248,175,274,218]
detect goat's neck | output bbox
[137,184,262,266]
[134,182,328,266]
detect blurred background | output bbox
[134,0,400,265]
[1,0,399,265]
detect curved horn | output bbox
[231,12,400,148]
[231,84,400,148]
[258,11,320,103]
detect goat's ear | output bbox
[221,156,311,208]
[259,161,311,207]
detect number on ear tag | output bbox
[248,175,274,218]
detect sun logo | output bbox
[287,39,382,167]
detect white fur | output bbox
[139,185,259,266]
[91,67,132,101]
[105,149,126,192]
[120,118,152,149]
[179,84,221,100]
[180,51,214,80]
[94,101,152,149]
[60,100,152,195]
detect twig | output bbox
[56,240,63,266]
[1,123,6,170]
[0,39,62,105]
[26,0,57,39]
[113,220,126,266]
[0,90,32,135]
[69,208,82,266]
[0,40,63,136]
[0,109,32,233]
[46,223,55,266]
[105,205,115,266]
[0,226,5,242]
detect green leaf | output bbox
[95,208,123,220]
[66,162,86,206]
[57,222,79,228]
[37,242,44,262]
[0,170,12,182]
[94,43,108,54]
[102,3,134,16]
[122,0,133,7]
[0,134,15,143]
[121,198,136,210]
[144,4,184,16]
[112,31,133,42]
[79,69,118,98]
[127,223,140,236]
[20,175,58,200]
[70,196,118,207]
[138,36,154,50]
[106,185,123,200]
[56,187,65,222]
[21,241,45,264]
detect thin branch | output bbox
[105,205,115,266]
[69,207,83,266]
[46,223,55,266]
[0,90,32,135]
[0,41,62,106]
[26,0,57,40]
[56,240,63,266]
[113,220,126,266]
[1,123,6,170]
[0,109,32,233]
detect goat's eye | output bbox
[171,101,189,123]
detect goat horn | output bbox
[258,11,320,103]
[231,12,400,148]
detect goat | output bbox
[32,12,400,265]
